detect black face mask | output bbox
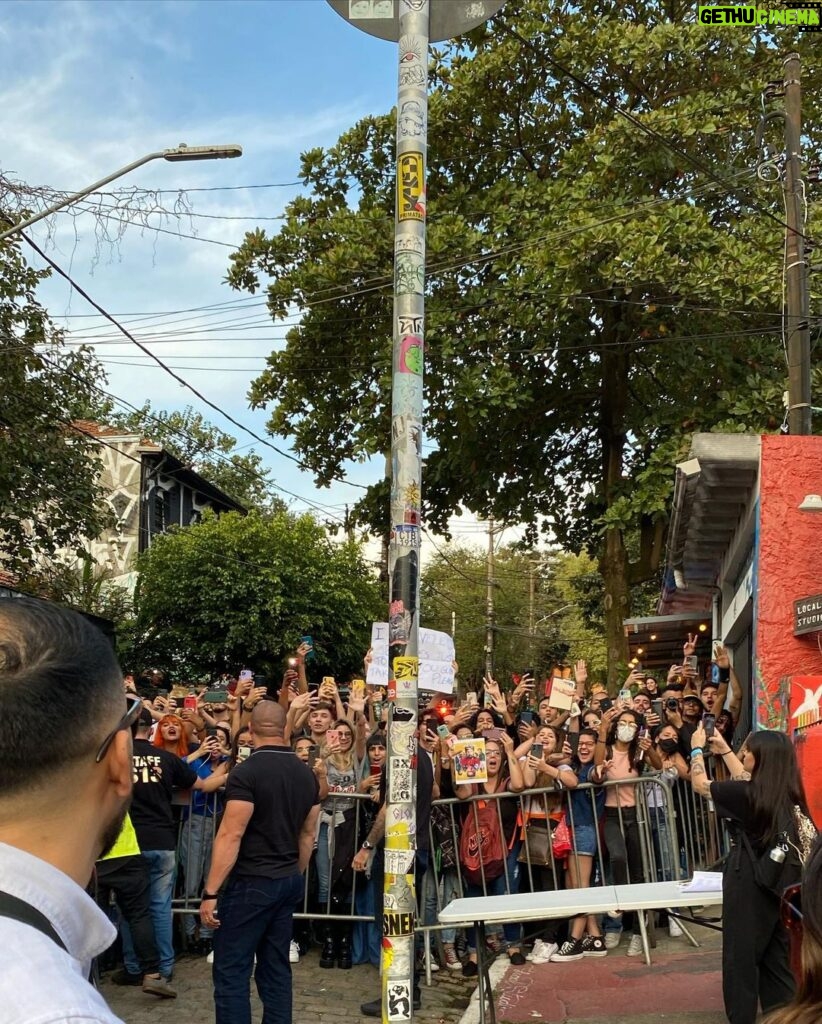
[658,738,679,754]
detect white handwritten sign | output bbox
[367,623,455,693]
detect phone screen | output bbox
[482,728,503,742]
[183,695,198,711]
[703,714,716,738]
[237,744,252,764]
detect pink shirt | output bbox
[603,748,639,807]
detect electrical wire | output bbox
[15,227,370,492]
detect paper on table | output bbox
[678,871,723,893]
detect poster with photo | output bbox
[451,737,488,785]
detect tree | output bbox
[0,242,111,577]
[420,544,607,686]
[109,404,277,510]
[127,509,382,679]
[227,2,821,682]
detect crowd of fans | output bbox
[102,631,757,999]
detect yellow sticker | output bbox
[393,656,418,681]
[397,152,424,222]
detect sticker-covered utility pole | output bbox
[326,4,505,1021]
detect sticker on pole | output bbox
[386,980,412,1021]
[388,756,413,802]
[397,152,425,222]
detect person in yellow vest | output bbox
[96,815,176,998]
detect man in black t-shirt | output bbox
[201,702,320,1024]
[116,709,227,985]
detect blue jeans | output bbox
[179,815,216,937]
[121,849,177,978]
[213,873,304,1024]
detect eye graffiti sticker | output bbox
[399,334,423,374]
[397,152,425,222]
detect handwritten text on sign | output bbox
[367,623,455,693]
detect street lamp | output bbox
[0,143,243,241]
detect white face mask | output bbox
[617,723,637,743]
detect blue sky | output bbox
[0,0,510,547]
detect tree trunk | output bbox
[596,305,631,689]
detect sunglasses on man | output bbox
[95,694,143,763]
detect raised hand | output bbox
[574,660,588,686]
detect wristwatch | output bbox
[201,891,219,901]
[362,840,374,850]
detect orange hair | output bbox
[152,715,188,758]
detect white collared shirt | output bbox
[0,842,124,1023]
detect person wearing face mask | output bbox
[593,707,660,955]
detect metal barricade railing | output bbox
[166,765,724,958]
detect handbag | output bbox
[518,824,551,866]
[551,814,572,860]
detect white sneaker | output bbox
[668,918,683,938]
[289,940,300,964]
[626,934,644,957]
[530,941,558,964]
[526,939,545,962]
[604,931,622,950]
[206,950,214,964]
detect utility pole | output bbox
[485,517,495,677]
[783,52,811,435]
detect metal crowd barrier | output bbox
[168,768,728,942]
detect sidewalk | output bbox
[102,948,475,1024]
[476,928,726,1024]
[102,927,726,1024]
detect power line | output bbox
[16,227,370,492]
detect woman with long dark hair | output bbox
[765,836,822,1024]
[690,726,813,1024]
[593,706,658,955]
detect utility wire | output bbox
[15,227,369,492]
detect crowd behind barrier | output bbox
[103,640,748,995]
[165,769,729,947]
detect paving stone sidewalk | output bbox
[102,948,476,1024]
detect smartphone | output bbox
[651,699,664,720]
[301,636,315,660]
[205,726,218,738]
[484,690,495,708]
[544,679,553,698]
[482,728,503,742]
[618,688,632,705]
[711,663,721,684]
[703,714,716,739]
[288,657,298,668]
[183,695,198,711]
[467,691,478,707]
[351,678,366,699]
[683,655,698,672]
[531,743,544,760]
[372,701,384,721]
[566,732,580,755]
[326,729,340,747]
[237,744,252,764]
[523,668,535,683]
[600,697,613,713]
[202,689,228,704]
[239,669,253,682]
[370,761,382,777]
[437,724,451,740]
[519,710,534,725]
[308,744,321,763]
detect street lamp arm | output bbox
[0,143,242,242]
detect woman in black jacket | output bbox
[690,726,812,1024]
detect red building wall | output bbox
[755,435,822,826]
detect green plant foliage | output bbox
[226,1,821,680]
[0,243,111,575]
[127,509,382,680]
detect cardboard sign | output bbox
[548,676,576,711]
[366,623,455,693]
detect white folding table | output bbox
[439,881,723,1024]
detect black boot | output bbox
[319,925,336,969]
[337,926,352,970]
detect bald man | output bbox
[201,702,320,1024]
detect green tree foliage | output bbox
[227,2,821,681]
[109,404,277,511]
[0,243,111,576]
[420,544,607,686]
[127,509,382,680]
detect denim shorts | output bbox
[571,824,598,856]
